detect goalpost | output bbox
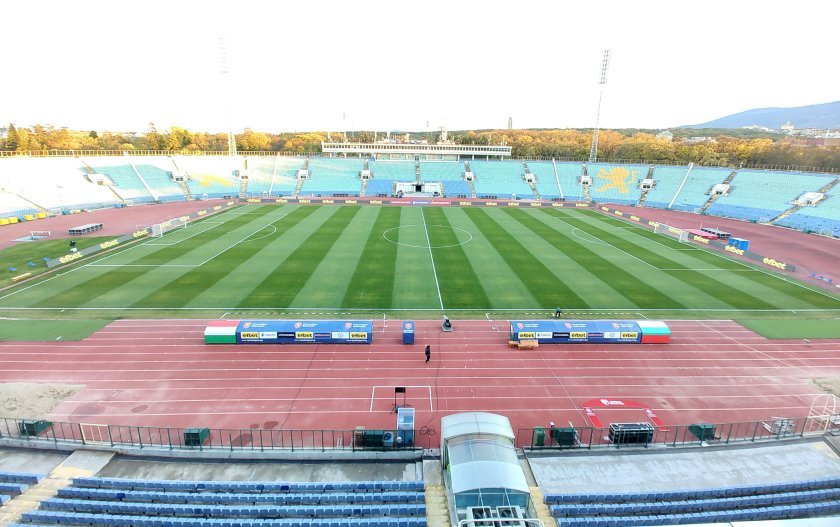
[653,222,689,242]
[151,217,189,238]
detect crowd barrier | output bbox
[0,418,435,452]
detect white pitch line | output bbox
[420,207,444,310]
[196,214,287,267]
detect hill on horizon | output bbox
[682,100,840,129]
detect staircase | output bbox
[769,204,803,223]
[0,451,114,527]
[528,486,557,527]
[638,165,655,206]
[415,161,421,182]
[423,484,450,527]
[360,177,368,197]
[818,176,840,194]
[581,164,591,203]
[465,161,476,198]
[178,180,193,200]
[439,180,445,197]
[698,168,737,214]
[239,176,248,198]
[293,177,305,197]
[524,162,540,199]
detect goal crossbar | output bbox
[151,217,189,237]
[653,222,689,242]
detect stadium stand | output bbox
[545,477,840,526]
[245,156,303,196]
[86,159,157,204]
[174,156,241,198]
[586,163,646,205]
[776,181,840,236]
[365,179,395,197]
[369,160,415,180]
[555,162,586,201]
[418,161,464,180]
[668,166,732,212]
[527,161,563,200]
[440,179,471,198]
[644,165,691,208]
[16,476,426,527]
[706,170,836,222]
[132,157,186,202]
[0,157,121,212]
[470,160,533,199]
[301,158,363,197]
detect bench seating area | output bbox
[545,477,840,526]
[16,477,426,527]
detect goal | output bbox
[151,217,189,237]
[653,222,689,242]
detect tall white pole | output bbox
[588,49,611,164]
[219,36,237,157]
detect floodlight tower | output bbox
[588,49,611,163]
[218,36,237,156]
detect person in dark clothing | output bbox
[424,345,431,363]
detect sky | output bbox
[2,0,839,134]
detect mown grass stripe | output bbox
[489,209,636,309]
[290,207,381,308]
[130,206,315,308]
[239,206,361,307]
[465,208,589,308]
[341,207,401,309]
[423,207,492,309]
[442,208,541,309]
[31,206,280,308]
[552,209,779,310]
[524,209,686,309]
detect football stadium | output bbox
[2,3,840,526]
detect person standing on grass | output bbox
[425,345,431,363]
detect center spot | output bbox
[382,224,473,249]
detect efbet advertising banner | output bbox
[509,320,642,344]
[236,320,372,344]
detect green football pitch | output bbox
[1,204,838,319]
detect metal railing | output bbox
[517,414,838,450]
[1,417,436,452]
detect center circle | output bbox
[382,224,473,249]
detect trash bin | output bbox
[688,423,716,441]
[19,420,52,436]
[402,321,415,345]
[184,428,210,446]
[532,427,545,447]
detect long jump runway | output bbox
[1,319,839,441]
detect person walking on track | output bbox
[424,345,431,363]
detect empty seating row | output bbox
[71,477,424,493]
[555,500,840,526]
[551,487,840,516]
[57,487,424,505]
[0,470,44,485]
[544,477,840,503]
[0,482,28,495]
[365,179,394,196]
[18,511,426,527]
[40,498,425,518]
[440,180,471,197]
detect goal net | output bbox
[151,217,189,237]
[653,222,689,242]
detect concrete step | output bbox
[424,484,450,527]
[528,486,555,527]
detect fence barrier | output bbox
[517,413,839,450]
[0,417,437,452]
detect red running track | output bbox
[1,319,838,436]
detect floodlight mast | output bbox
[218,36,238,157]
[588,49,611,164]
